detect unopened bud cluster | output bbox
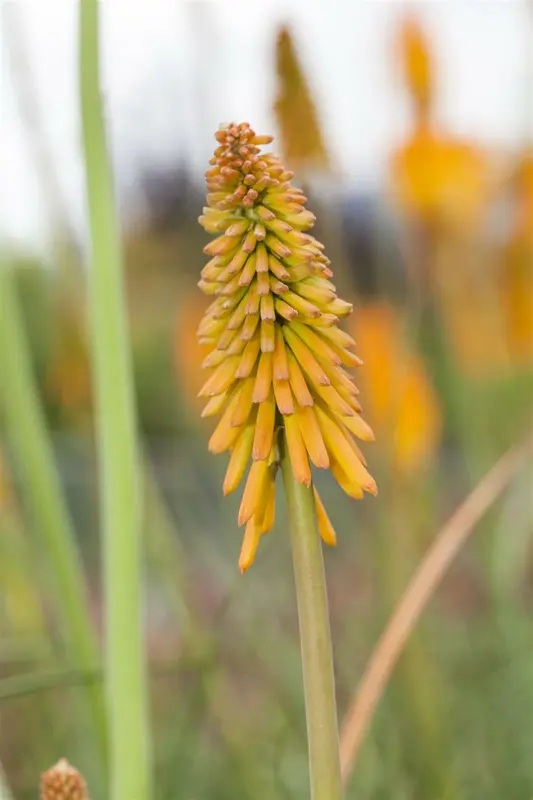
[40,759,88,800]
[198,123,376,571]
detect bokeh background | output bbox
[1,2,532,798]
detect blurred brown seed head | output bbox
[40,759,88,800]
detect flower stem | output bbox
[78,2,151,799]
[280,433,343,800]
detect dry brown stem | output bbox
[340,430,533,784]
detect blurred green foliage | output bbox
[1,222,532,797]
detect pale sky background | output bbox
[0,0,531,251]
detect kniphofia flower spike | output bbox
[198,123,376,572]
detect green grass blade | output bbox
[0,260,106,759]
[78,1,152,797]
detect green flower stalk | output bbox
[197,122,377,571]
[79,0,150,797]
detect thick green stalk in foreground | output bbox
[79,2,151,799]
[281,435,343,800]
[0,263,106,756]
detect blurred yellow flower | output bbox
[45,307,91,418]
[500,153,533,364]
[396,13,433,120]
[274,26,330,175]
[500,241,533,364]
[391,123,488,233]
[198,123,375,571]
[512,151,533,243]
[350,303,442,473]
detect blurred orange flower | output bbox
[396,14,433,120]
[173,293,215,408]
[500,242,533,364]
[439,287,510,376]
[45,307,91,419]
[350,303,442,472]
[391,123,488,233]
[274,26,330,175]
[512,152,533,243]
[500,153,533,364]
